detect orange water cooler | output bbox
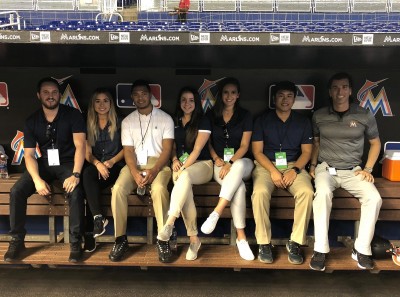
[382,142,400,181]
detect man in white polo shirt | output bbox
[109,79,174,263]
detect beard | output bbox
[41,98,60,110]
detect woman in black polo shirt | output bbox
[201,77,255,261]
[157,86,213,261]
[82,88,124,251]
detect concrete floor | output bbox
[0,267,399,297]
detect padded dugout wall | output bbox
[0,43,399,175]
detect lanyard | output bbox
[222,123,230,148]
[138,112,152,149]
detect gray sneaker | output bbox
[352,248,374,270]
[286,240,303,265]
[258,244,273,264]
[309,251,326,271]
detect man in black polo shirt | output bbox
[252,81,314,265]
[4,77,86,263]
[309,72,382,271]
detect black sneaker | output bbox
[93,215,108,238]
[310,251,326,271]
[169,227,178,253]
[286,240,304,265]
[4,237,25,262]
[69,241,83,263]
[352,248,374,270]
[258,244,273,264]
[83,232,96,253]
[156,239,173,263]
[109,236,129,262]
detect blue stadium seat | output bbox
[146,25,165,31]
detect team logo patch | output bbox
[268,84,315,110]
[357,79,393,116]
[0,82,9,107]
[349,120,357,128]
[198,78,224,113]
[116,83,161,108]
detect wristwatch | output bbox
[292,166,301,174]
[72,172,80,178]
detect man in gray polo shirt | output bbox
[309,72,382,271]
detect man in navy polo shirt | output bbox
[252,81,314,265]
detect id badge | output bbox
[179,152,189,164]
[223,148,235,162]
[327,167,337,176]
[136,149,148,166]
[275,152,288,169]
[47,149,60,166]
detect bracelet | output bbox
[94,161,100,167]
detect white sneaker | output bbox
[200,212,220,234]
[236,239,255,261]
[157,224,173,241]
[186,240,201,261]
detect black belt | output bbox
[318,161,359,171]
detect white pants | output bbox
[313,162,382,255]
[213,158,254,229]
[169,160,213,236]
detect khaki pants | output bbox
[111,157,171,237]
[170,160,213,236]
[251,161,313,245]
[313,162,382,255]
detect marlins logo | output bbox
[349,120,357,128]
[357,79,393,116]
[10,131,42,165]
[198,78,224,113]
[60,84,82,112]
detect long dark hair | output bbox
[212,77,241,120]
[174,86,203,150]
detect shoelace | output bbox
[358,253,372,263]
[289,242,301,255]
[8,240,20,251]
[313,252,325,261]
[113,240,127,252]
[158,241,171,253]
[260,245,271,254]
